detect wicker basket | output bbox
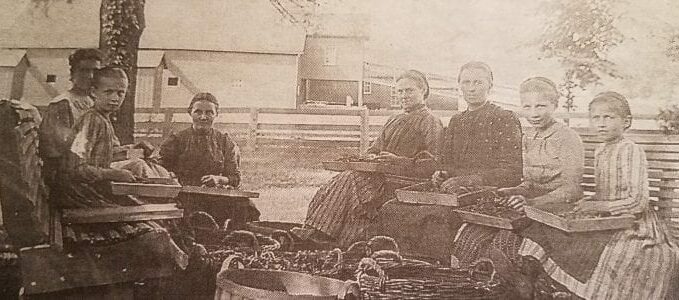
[357,258,506,300]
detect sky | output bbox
[321,0,679,113]
[2,0,678,112]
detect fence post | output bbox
[248,107,259,150]
[359,107,370,153]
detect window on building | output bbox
[46,74,57,83]
[390,86,399,107]
[167,77,179,86]
[323,47,338,66]
[362,82,372,95]
[231,79,243,88]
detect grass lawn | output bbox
[239,145,356,223]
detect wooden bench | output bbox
[577,128,679,242]
[370,127,679,262]
[0,102,185,297]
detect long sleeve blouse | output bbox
[439,102,523,187]
[63,109,117,183]
[520,121,584,204]
[366,105,443,158]
[159,127,241,187]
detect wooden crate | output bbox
[395,182,492,207]
[322,160,435,178]
[112,148,144,162]
[524,206,635,233]
[180,185,259,198]
[454,209,530,230]
[110,182,182,198]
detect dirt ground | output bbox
[238,145,356,223]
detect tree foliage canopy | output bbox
[540,0,624,110]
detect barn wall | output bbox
[305,79,359,105]
[135,68,156,108]
[21,49,73,106]
[0,67,13,99]
[10,57,28,100]
[158,50,299,108]
[299,36,364,81]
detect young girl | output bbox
[521,91,678,299]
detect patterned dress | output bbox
[453,121,584,265]
[520,138,679,299]
[305,105,443,246]
[56,109,188,267]
[444,102,522,266]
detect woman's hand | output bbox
[505,195,526,211]
[374,151,399,163]
[360,153,378,161]
[440,175,481,193]
[431,171,449,186]
[201,175,229,188]
[134,140,156,158]
[497,186,527,197]
[105,169,136,182]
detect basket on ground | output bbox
[357,258,507,300]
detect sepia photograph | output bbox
[0,0,678,299]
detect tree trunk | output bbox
[99,0,145,145]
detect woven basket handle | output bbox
[470,258,497,284]
[367,235,400,253]
[258,235,282,252]
[224,230,260,249]
[187,211,220,231]
[370,250,402,262]
[219,254,245,273]
[356,257,387,290]
[337,280,361,300]
[271,229,295,251]
[328,248,344,267]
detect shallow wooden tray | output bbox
[395,182,492,207]
[180,185,260,198]
[111,182,182,198]
[524,206,635,233]
[112,148,144,162]
[454,209,530,230]
[322,160,435,178]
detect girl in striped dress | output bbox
[305,70,443,247]
[520,91,679,299]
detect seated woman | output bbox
[305,70,443,247]
[518,92,679,299]
[59,67,187,266]
[451,77,584,298]
[159,92,259,227]
[433,61,522,192]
